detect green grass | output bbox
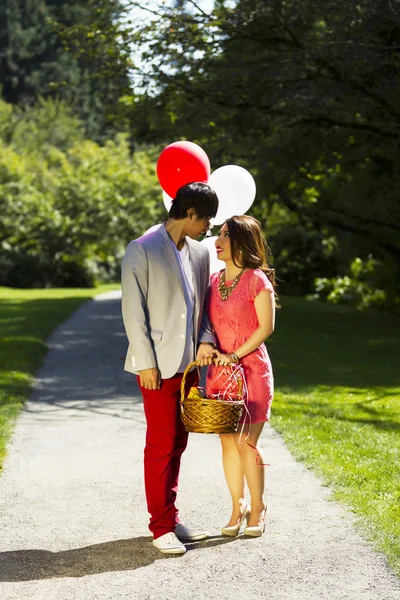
[0,284,120,472]
[269,296,400,575]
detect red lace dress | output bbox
[205,269,274,423]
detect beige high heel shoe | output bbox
[221,504,250,537]
[243,505,267,537]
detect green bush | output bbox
[0,251,95,288]
[309,256,390,311]
[0,98,165,287]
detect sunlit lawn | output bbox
[0,284,120,471]
[269,296,400,575]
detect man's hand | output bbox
[196,343,217,367]
[139,367,161,390]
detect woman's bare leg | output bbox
[219,433,247,525]
[233,422,267,527]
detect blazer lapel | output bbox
[187,241,202,302]
[187,241,203,334]
[158,225,185,296]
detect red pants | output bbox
[137,370,198,540]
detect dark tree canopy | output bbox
[2,0,399,307]
[121,0,400,306]
[0,0,132,139]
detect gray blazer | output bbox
[121,224,216,379]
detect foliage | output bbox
[309,255,397,313]
[106,0,400,310]
[2,1,400,309]
[0,97,165,287]
[270,226,339,295]
[0,0,132,139]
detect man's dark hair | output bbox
[168,182,219,220]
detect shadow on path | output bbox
[0,536,235,582]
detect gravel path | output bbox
[0,291,399,600]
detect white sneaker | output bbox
[152,532,186,555]
[174,522,209,541]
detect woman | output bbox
[204,215,276,537]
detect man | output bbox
[121,182,218,555]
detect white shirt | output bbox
[172,239,196,373]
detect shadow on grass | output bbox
[0,295,109,381]
[270,296,400,391]
[1,294,400,419]
[0,535,235,582]
[274,396,400,432]
[0,296,135,419]
[0,296,99,338]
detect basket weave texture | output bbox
[180,361,244,434]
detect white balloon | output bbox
[209,165,256,226]
[200,235,224,275]
[163,190,173,213]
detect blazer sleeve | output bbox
[121,240,158,371]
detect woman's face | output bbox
[215,223,233,262]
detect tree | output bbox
[0,0,132,139]
[122,0,400,307]
[0,97,165,287]
[26,0,400,307]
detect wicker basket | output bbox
[180,361,244,434]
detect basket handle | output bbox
[180,361,199,404]
[180,360,243,403]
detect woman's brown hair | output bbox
[225,215,278,301]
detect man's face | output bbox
[186,211,212,239]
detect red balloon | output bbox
[156,141,211,198]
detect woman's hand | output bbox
[210,350,236,367]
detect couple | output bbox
[121,182,276,555]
